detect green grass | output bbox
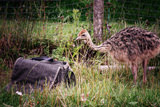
[1,63,160,106]
[0,19,160,107]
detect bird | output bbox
[76,26,160,84]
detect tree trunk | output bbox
[93,0,104,42]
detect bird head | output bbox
[76,29,91,43]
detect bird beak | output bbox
[76,36,81,41]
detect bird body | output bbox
[102,27,160,65]
[76,26,160,84]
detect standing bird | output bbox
[76,26,160,84]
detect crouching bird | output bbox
[76,27,160,84]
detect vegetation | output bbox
[1,63,160,106]
[0,17,160,107]
[0,1,160,106]
[0,0,160,22]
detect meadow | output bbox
[0,17,160,107]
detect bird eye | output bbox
[82,34,85,37]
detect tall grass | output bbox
[1,62,160,106]
[0,11,160,106]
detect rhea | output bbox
[76,27,160,84]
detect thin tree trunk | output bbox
[93,0,104,42]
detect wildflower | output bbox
[37,101,39,104]
[81,93,87,102]
[16,91,23,96]
[101,98,104,104]
[86,92,89,97]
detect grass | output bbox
[0,19,160,107]
[1,63,160,106]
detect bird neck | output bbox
[86,36,110,53]
[87,38,99,50]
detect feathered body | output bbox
[100,26,160,65]
[76,26,160,84]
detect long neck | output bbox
[87,38,101,50]
[86,35,111,53]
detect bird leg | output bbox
[131,64,138,84]
[142,59,148,84]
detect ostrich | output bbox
[76,26,160,84]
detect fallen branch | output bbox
[99,65,160,72]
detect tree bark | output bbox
[93,0,104,42]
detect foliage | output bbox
[0,91,20,107]
[0,5,160,106]
[1,0,159,23]
[0,19,57,68]
[109,0,160,23]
